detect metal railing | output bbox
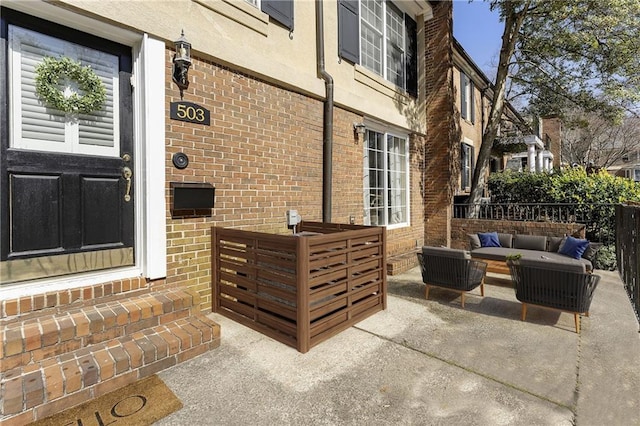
[616,204,640,325]
[453,203,617,244]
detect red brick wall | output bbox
[542,117,562,168]
[165,51,426,309]
[451,218,586,250]
[424,0,457,247]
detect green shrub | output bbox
[486,168,640,270]
[593,245,617,271]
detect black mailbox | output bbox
[171,182,215,211]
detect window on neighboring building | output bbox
[460,72,475,123]
[338,0,417,97]
[461,143,474,191]
[363,129,409,227]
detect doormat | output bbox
[31,375,182,426]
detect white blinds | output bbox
[9,26,120,157]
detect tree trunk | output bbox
[468,1,532,216]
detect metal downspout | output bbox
[316,0,334,223]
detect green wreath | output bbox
[35,56,107,114]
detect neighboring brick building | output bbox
[0,0,524,422]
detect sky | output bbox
[452,0,504,82]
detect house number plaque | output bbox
[170,101,210,125]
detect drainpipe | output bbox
[316,0,334,223]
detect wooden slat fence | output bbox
[212,222,387,353]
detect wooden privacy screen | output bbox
[212,222,387,353]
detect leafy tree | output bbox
[469,0,640,209]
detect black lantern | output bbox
[172,30,191,99]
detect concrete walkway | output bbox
[158,269,640,425]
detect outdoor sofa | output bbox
[468,232,595,275]
[417,246,487,308]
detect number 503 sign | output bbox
[170,101,210,125]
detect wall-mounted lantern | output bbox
[172,30,192,100]
[353,122,366,143]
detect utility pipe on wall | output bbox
[316,0,334,223]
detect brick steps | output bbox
[0,289,220,425]
[387,250,420,275]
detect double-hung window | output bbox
[338,0,417,97]
[460,72,475,123]
[363,129,409,227]
[461,142,474,191]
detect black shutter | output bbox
[405,14,417,98]
[262,0,294,31]
[470,80,475,123]
[338,0,359,64]
[460,73,468,120]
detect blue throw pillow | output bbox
[478,232,501,248]
[559,236,590,259]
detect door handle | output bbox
[122,166,132,202]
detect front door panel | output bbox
[1,10,134,284]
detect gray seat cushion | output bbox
[518,257,587,274]
[471,247,593,271]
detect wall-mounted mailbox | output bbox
[171,182,215,211]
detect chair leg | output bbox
[521,303,527,321]
[425,285,430,300]
[460,292,465,309]
[479,281,485,297]
[574,314,580,334]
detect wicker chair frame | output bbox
[507,259,601,333]
[416,250,487,308]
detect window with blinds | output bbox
[8,26,120,157]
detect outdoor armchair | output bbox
[417,246,487,308]
[506,258,601,333]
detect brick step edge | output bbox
[0,314,221,424]
[387,250,420,276]
[1,289,201,373]
[1,277,151,320]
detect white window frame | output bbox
[460,72,475,123]
[359,0,408,91]
[363,125,410,229]
[461,140,474,192]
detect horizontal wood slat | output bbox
[212,222,387,353]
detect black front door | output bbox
[1,9,135,284]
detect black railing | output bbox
[453,203,617,244]
[616,204,640,325]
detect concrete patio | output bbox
[158,268,640,425]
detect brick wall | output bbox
[424,0,457,247]
[165,50,427,306]
[451,218,586,250]
[542,117,562,168]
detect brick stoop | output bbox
[387,250,420,276]
[0,288,220,425]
